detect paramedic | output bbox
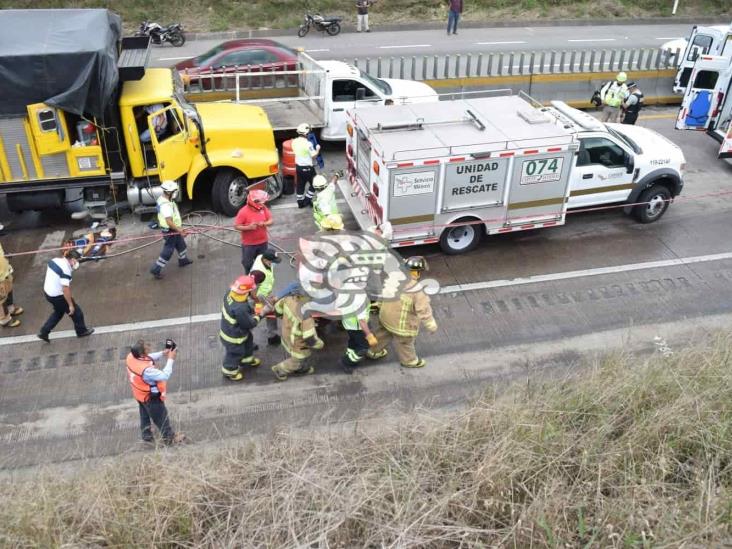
[599,72,629,123]
[150,180,193,279]
[292,123,320,208]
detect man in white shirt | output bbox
[38,249,93,342]
[292,123,320,208]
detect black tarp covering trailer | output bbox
[0,9,122,119]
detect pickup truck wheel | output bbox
[634,185,671,224]
[439,220,482,255]
[213,169,249,217]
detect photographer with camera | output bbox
[126,338,186,445]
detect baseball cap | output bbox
[262,249,281,263]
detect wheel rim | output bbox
[446,225,475,251]
[227,177,248,208]
[646,193,666,219]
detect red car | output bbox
[176,39,298,91]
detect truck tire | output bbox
[213,169,249,217]
[265,174,284,200]
[439,219,482,255]
[634,184,671,224]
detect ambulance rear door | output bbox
[676,56,730,130]
[505,150,575,226]
[387,164,440,242]
[674,26,727,92]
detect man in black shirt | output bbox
[356,0,374,32]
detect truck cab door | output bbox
[675,56,730,130]
[568,137,634,209]
[26,103,70,155]
[674,28,718,92]
[148,105,193,181]
[323,79,377,140]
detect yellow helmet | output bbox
[616,72,628,83]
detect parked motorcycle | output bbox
[297,13,342,37]
[135,21,186,47]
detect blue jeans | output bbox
[447,10,459,34]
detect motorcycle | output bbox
[135,21,186,47]
[297,13,342,37]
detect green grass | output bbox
[2,335,732,546]
[1,0,730,32]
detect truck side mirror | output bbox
[625,154,634,174]
[356,88,366,101]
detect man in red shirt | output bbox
[234,190,273,274]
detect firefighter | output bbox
[271,284,324,381]
[292,123,320,208]
[598,72,629,123]
[341,306,378,372]
[0,240,23,328]
[319,213,345,232]
[150,180,193,279]
[219,275,268,381]
[312,173,340,231]
[250,249,282,346]
[367,256,438,368]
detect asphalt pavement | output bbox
[149,23,707,67]
[2,108,732,470]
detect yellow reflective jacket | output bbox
[0,243,12,281]
[379,282,436,337]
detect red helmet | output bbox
[230,275,257,295]
[247,189,269,210]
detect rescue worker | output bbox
[0,240,23,328]
[150,180,193,279]
[622,82,644,125]
[126,339,185,445]
[220,275,267,381]
[292,123,320,208]
[341,306,378,372]
[319,213,345,232]
[234,189,273,274]
[367,256,438,368]
[250,249,282,346]
[312,173,340,231]
[271,284,324,381]
[598,72,629,123]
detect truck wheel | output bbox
[327,22,341,36]
[634,185,671,223]
[439,219,482,255]
[265,174,284,200]
[213,169,249,217]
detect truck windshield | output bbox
[172,70,200,122]
[607,126,641,154]
[359,71,391,95]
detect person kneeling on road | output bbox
[367,256,437,368]
[150,180,193,279]
[220,275,269,381]
[271,283,324,381]
[126,339,185,445]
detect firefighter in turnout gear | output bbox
[150,180,193,279]
[367,256,438,368]
[271,284,324,381]
[312,173,340,231]
[598,72,629,123]
[341,306,377,372]
[219,275,268,381]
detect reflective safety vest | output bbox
[275,295,317,359]
[313,185,339,229]
[342,307,370,331]
[625,91,644,116]
[251,255,275,298]
[600,81,628,108]
[379,284,437,337]
[126,353,167,402]
[157,196,182,230]
[219,293,258,345]
[292,136,314,166]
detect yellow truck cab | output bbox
[0,9,279,218]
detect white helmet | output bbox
[161,180,178,194]
[296,123,310,136]
[312,175,328,190]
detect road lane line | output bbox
[475,41,527,45]
[4,251,732,347]
[157,56,191,61]
[439,251,732,295]
[305,48,330,52]
[655,37,684,40]
[567,38,616,43]
[379,44,431,49]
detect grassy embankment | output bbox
[2,335,732,546]
[2,0,731,33]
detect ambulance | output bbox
[340,92,686,254]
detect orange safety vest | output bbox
[126,353,167,402]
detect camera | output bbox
[165,338,177,351]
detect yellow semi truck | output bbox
[0,9,280,218]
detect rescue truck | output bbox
[340,92,686,254]
[0,9,280,219]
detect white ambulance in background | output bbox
[340,92,686,254]
[673,23,731,93]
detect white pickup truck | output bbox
[340,92,686,254]
[183,51,437,140]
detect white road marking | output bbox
[157,56,192,61]
[475,41,527,45]
[655,37,684,40]
[5,251,732,347]
[31,230,67,268]
[305,48,330,53]
[567,38,616,43]
[379,44,431,49]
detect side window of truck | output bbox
[37,109,58,132]
[692,70,719,90]
[332,80,375,102]
[161,109,184,141]
[577,138,626,168]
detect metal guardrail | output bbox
[353,47,681,80]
